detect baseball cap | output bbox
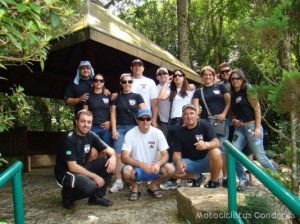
[182,104,196,112]
[156,67,168,75]
[137,109,152,118]
[131,59,144,66]
[79,60,92,68]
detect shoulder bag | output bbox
[200,87,226,136]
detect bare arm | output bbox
[248,95,262,137]
[192,98,200,115]
[65,92,89,106]
[110,105,118,139]
[157,81,170,100]
[151,98,158,127]
[218,92,231,122]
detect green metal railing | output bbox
[0,161,24,224]
[224,140,300,224]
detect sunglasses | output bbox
[137,117,152,121]
[157,73,167,76]
[173,74,184,78]
[80,66,91,70]
[93,79,104,83]
[121,80,133,84]
[220,69,231,74]
[230,77,241,81]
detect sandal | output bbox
[147,188,162,199]
[128,191,141,201]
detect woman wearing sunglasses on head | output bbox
[84,73,112,146]
[229,69,276,192]
[110,73,145,193]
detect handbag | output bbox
[200,87,226,136]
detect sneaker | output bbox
[88,195,113,207]
[222,178,228,188]
[109,181,123,193]
[160,181,178,190]
[204,180,220,188]
[61,188,74,209]
[237,179,249,192]
[192,174,206,187]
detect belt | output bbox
[243,120,255,126]
[171,117,181,122]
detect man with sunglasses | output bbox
[121,109,175,201]
[218,62,231,91]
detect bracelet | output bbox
[113,131,118,134]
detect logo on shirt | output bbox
[236,96,242,104]
[84,144,90,153]
[148,141,155,149]
[102,98,109,104]
[213,90,221,94]
[141,84,147,89]
[129,99,136,106]
[66,150,72,155]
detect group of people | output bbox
[54,59,276,209]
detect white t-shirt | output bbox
[122,126,169,163]
[171,89,194,118]
[156,84,171,123]
[132,76,157,110]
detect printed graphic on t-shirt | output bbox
[102,98,109,104]
[129,99,137,106]
[84,144,90,153]
[148,141,155,149]
[213,90,221,94]
[236,96,242,103]
[141,84,147,89]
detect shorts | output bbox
[134,167,161,182]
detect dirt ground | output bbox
[0,167,183,224]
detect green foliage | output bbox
[0,85,29,132]
[0,0,84,68]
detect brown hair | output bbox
[76,109,93,120]
[169,69,189,100]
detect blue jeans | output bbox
[173,153,210,174]
[91,125,112,147]
[113,124,136,154]
[232,123,276,180]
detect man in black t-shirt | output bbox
[54,110,116,209]
[172,104,223,188]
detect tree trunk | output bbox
[177,0,191,67]
[279,30,299,195]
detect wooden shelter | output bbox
[0,0,200,99]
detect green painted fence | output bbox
[0,161,24,224]
[224,140,300,224]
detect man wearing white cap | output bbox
[130,59,159,128]
[121,109,174,201]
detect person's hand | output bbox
[112,131,119,140]
[101,121,110,130]
[103,89,111,96]
[194,140,208,151]
[233,119,243,127]
[105,155,116,173]
[93,175,105,188]
[253,128,260,139]
[111,92,118,101]
[217,114,225,122]
[176,162,186,174]
[151,120,158,128]
[188,84,196,91]
[150,163,160,174]
[80,93,89,102]
[141,163,153,174]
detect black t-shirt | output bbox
[111,92,144,125]
[86,92,111,125]
[54,130,107,181]
[173,120,217,160]
[193,84,228,119]
[64,79,93,116]
[231,88,255,123]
